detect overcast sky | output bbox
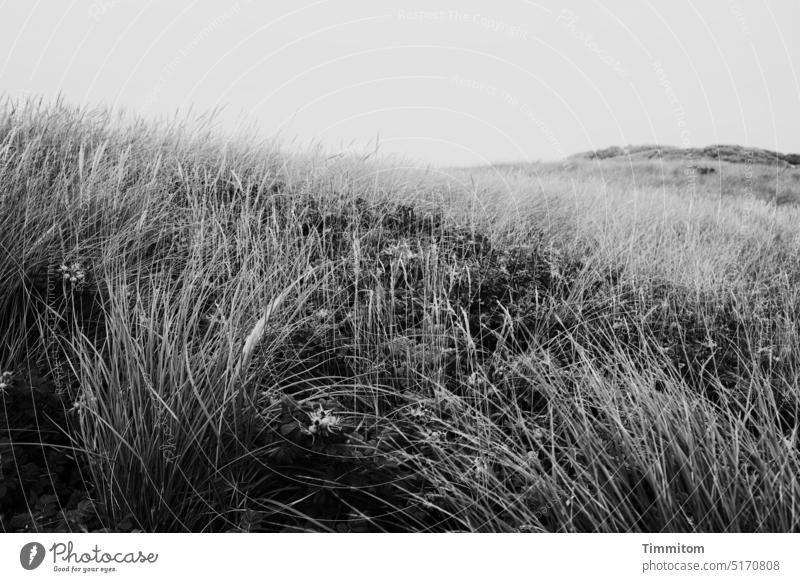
[1,0,798,166]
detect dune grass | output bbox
[1,98,799,532]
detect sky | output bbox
[1,0,799,166]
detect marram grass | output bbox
[1,97,799,532]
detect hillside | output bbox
[571,144,800,167]
[491,146,800,206]
[1,100,800,533]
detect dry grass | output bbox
[1,97,799,532]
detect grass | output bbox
[1,97,799,532]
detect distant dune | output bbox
[571,144,800,167]
[489,142,800,206]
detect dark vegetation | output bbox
[572,144,800,167]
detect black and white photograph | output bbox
[1,1,799,579]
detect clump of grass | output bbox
[1,96,799,532]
